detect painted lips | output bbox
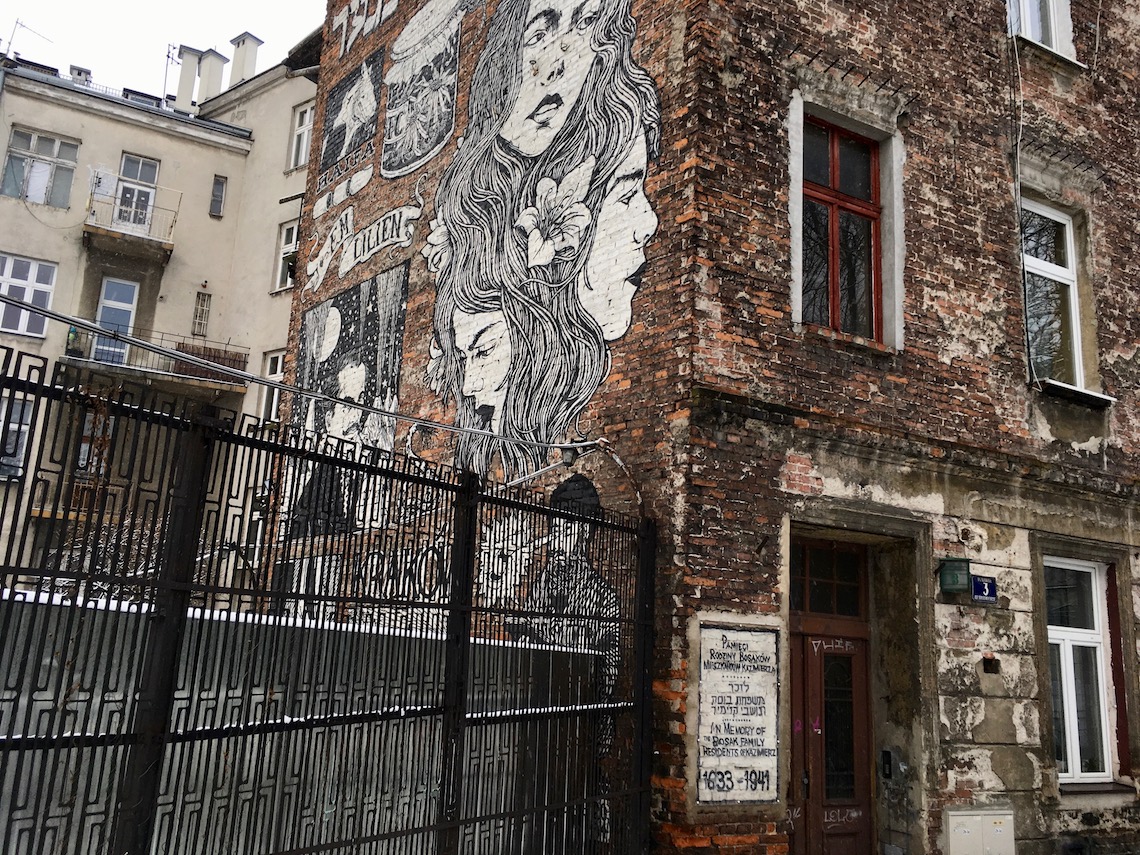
[626,260,647,290]
[528,93,565,126]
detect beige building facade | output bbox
[0,32,317,428]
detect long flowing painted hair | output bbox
[427,0,661,477]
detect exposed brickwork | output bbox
[294,0,1140,851]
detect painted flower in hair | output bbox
[514,157,595,268]
[420,218,452,274]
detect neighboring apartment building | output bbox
[289,0,1140,853]
[0,29,317,449]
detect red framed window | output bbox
[802,118,882,339]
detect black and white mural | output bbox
[296,262,410,453]
[319,48,385,178]
[381,0,466,177]
[418,0,662,478]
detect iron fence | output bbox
[0,346,655,855]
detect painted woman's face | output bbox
[453,308,512,432]
[499,0,602,156]
[580,133,656,340]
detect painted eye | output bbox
[523,28,547,48]
[577,9,598,31]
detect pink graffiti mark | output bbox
[794,719,803,733]
[811,716,821,734]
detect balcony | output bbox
[62,326,249,393]
[83,172,181,260]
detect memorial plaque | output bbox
[697,625,779,803]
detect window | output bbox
[290,102,315,170]
[0,253,55,337]
[1,128,78,208]
[0,396,33,478]
[1021,200,1088,388]
[275,220,299,291]
[1009,0,1076,57]
[1045,557,1116,783]
[193,292,211,337]
[802,119,881,340]
[790,539,865,618]
[93,277,138,365]
[261,350,285,422]
[209,175,227,217]
[116,153,159,228]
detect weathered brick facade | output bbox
[291,0,1140,851]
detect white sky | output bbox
[4,2,324,97]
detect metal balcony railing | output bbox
[85,173,181,244]
[64,326,249,386]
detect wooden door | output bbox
[789,631,873,855]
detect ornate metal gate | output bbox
[0,348,654,855]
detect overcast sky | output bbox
[4,2,324,97]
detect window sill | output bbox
[1059,781,1135,796]
[1034,379,1115,409]
[1013,35,1087,74]
[799,323,898,356]
[270,285,294,296]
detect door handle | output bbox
[801,771,809,800]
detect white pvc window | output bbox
[1021,199,1082,388]
[93,278,139,365]
[1009,0,1076,57]
[1,128,78,208]
[290,102,315,170]
[275,220,299,291]
[261,350,285,422]
[0,253,55,337]
[1045,557,1114,783]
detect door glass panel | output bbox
[838,136,873,201]
[804,123,831,186]
[803,200,830,327]
[94,280,137,365]
[823,654,855,800]
[1045,565,1095,629]
[838,211,873,338]
[1050,643,1068,774]
[1072,645,1105,773]
[1025,273,1076,385]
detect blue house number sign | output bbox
[971,575,998,604]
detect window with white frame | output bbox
[261,350,285,422]
[1,128,78,208]
[0,396,33,478]
[117,153,160,228]
[209,175,227,217]
[1009,0,1076,58]
[1045,557,1116,783]
[275,220,299,291]
[290,102,315,170]
[1021,199,1083,388]
[0,253,55,337]
[193,292,211,337]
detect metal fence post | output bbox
[436,471,480,855]
[631,516,657,853]
[108,409,218,855]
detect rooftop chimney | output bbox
[69,65,92,86]
[198,48,228,102]
[174,45,203,112]
[228,32,263,89]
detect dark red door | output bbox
[789,631,873,855]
